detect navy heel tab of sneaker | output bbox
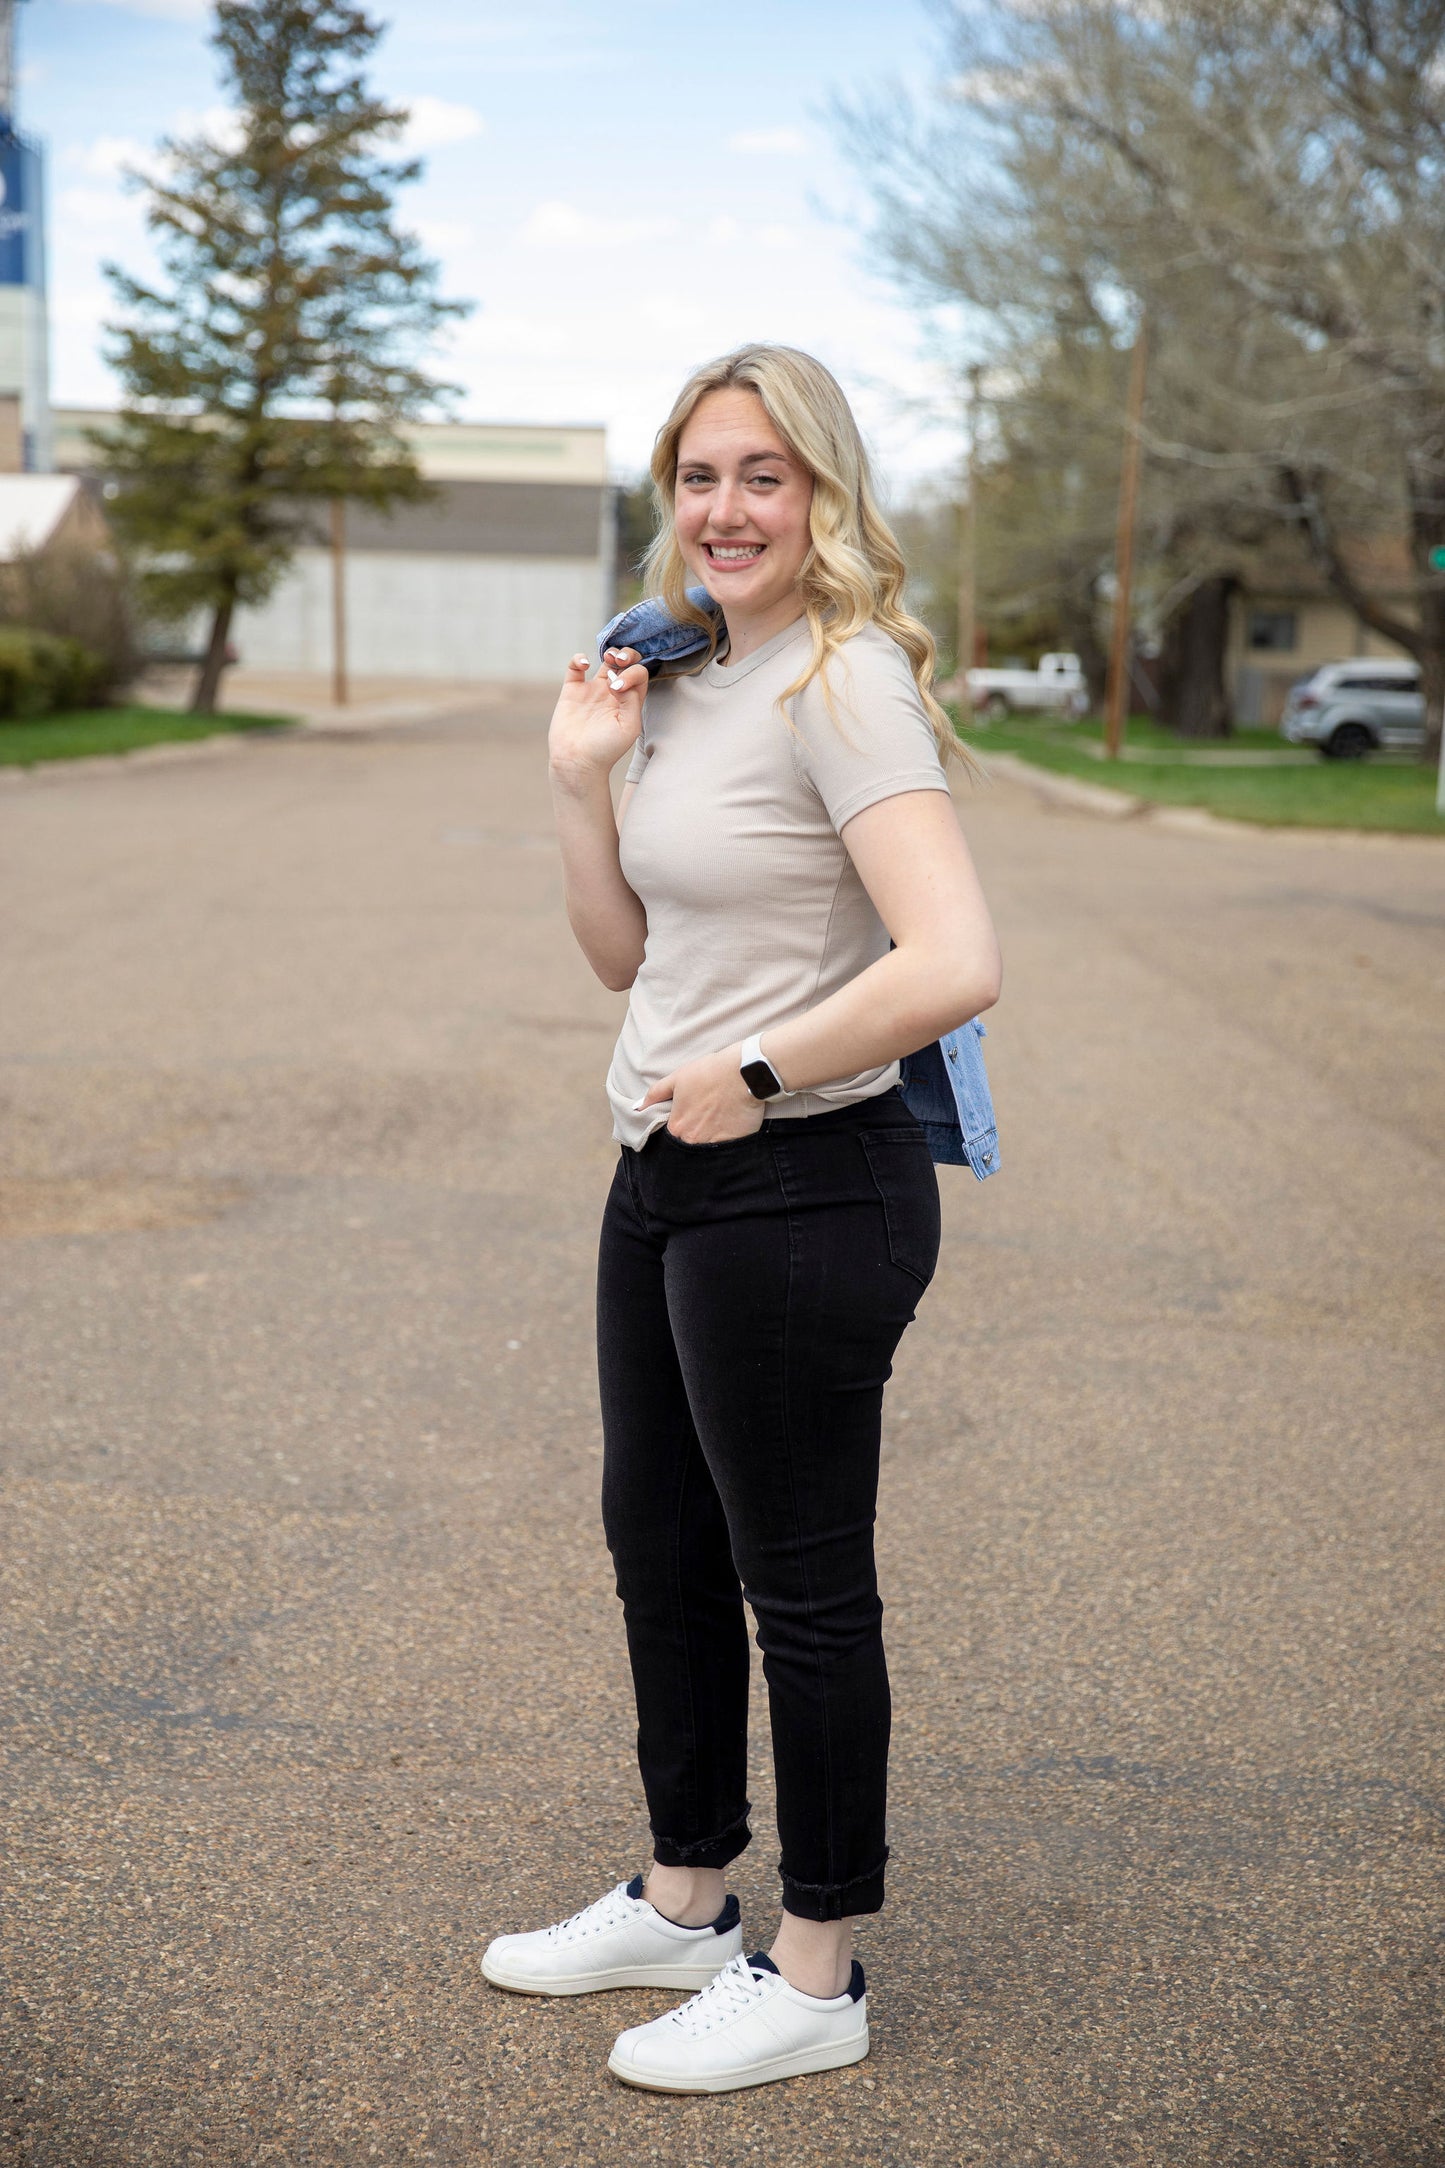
[748,1951,865,2000]
[631,1875,742,1936]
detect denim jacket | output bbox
[597,591,1000,1179]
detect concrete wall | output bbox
[232,547,609,681]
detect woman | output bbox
[482,344,1002,2094]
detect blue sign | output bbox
[0,135,40,287]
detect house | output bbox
[0,471,106,561]
[51,411,614,683]
[1227,536,1415,724]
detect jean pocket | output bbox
[860,1131,941,1287]
[663,1125,763,1153]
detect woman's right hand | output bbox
[548,646,648,785]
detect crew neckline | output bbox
[702,614,809,686]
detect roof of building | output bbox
[0,473,82,558]
[49,409,608,487]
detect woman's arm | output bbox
[639,788,1001,1141]
[765,788,1001,1081]
[548,647,650,992]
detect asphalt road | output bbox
[2,704,1442,2168]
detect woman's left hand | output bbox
[638,1045,766,1144]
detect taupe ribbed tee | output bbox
[608,616,951,1150]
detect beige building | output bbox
[52,411,614,683]
[1228,540,1415,724]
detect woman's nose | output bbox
[710,481,748,529]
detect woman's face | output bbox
[672,388,814,619]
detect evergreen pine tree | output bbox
[95,0,468,712]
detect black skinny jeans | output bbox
[597,1089,940,1922]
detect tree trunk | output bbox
[1408,456,1445,766]
[190,596,234,715]
[1061,577,1109,716]
[1418,643,1445,771]
[1159,574,1237,738]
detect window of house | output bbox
[1248,610,1298,651]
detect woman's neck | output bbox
[717,597,806,666]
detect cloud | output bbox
[724,126,807,154]
[414,217,475,256]
[60,0,209,18]
[56,182,148,238]
[702,215,797,251]
[400,94,485,152]
[63,134,154,181]
[521,201,681,249]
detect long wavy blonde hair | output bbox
[641,343,970,768]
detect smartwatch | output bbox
[740,1033,789,1102]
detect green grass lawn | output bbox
[960,712,1445,833]
[0,704,296,767]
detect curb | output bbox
[982,751,1147,820]
[981,749,1444,847]
[0,691,501,786]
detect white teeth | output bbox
[709,546,763,560]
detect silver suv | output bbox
[1280,658,1423,759]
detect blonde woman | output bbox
[482,345,1002,2093]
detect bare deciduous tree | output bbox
[840,0,1444,755]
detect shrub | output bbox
[0,540,141,702]
[0,629,108,720]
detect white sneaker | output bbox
[607,1950,869,2093]
[480,1875,742,1996]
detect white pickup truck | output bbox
[966,652,1087,719]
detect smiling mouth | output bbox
[704,543,765,564]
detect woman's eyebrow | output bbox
[677,448,791,471]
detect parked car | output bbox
[966,651,1087,720]
[1280,658,1423,759]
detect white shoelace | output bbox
[545,1880,641,1947]
[667,1955,771,2036]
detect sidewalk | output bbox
[136,664,551,733]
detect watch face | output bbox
[741,1058,781,1101]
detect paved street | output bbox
[1,701,1442,2167]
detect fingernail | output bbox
[607,671,624,691]
[632,1096,649,1112]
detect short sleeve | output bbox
[792,629,951,832]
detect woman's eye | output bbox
[749,474,781,487]
[681,471,712,485]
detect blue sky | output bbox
[26,0,968,490]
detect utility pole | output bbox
[956,363,984,712]
[329,497,348,707]
[1105,320,1149,759]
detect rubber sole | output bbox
[607,2025,869,2093]
[480,1953,736,1997]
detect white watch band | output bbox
[740,1032,790,1097]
